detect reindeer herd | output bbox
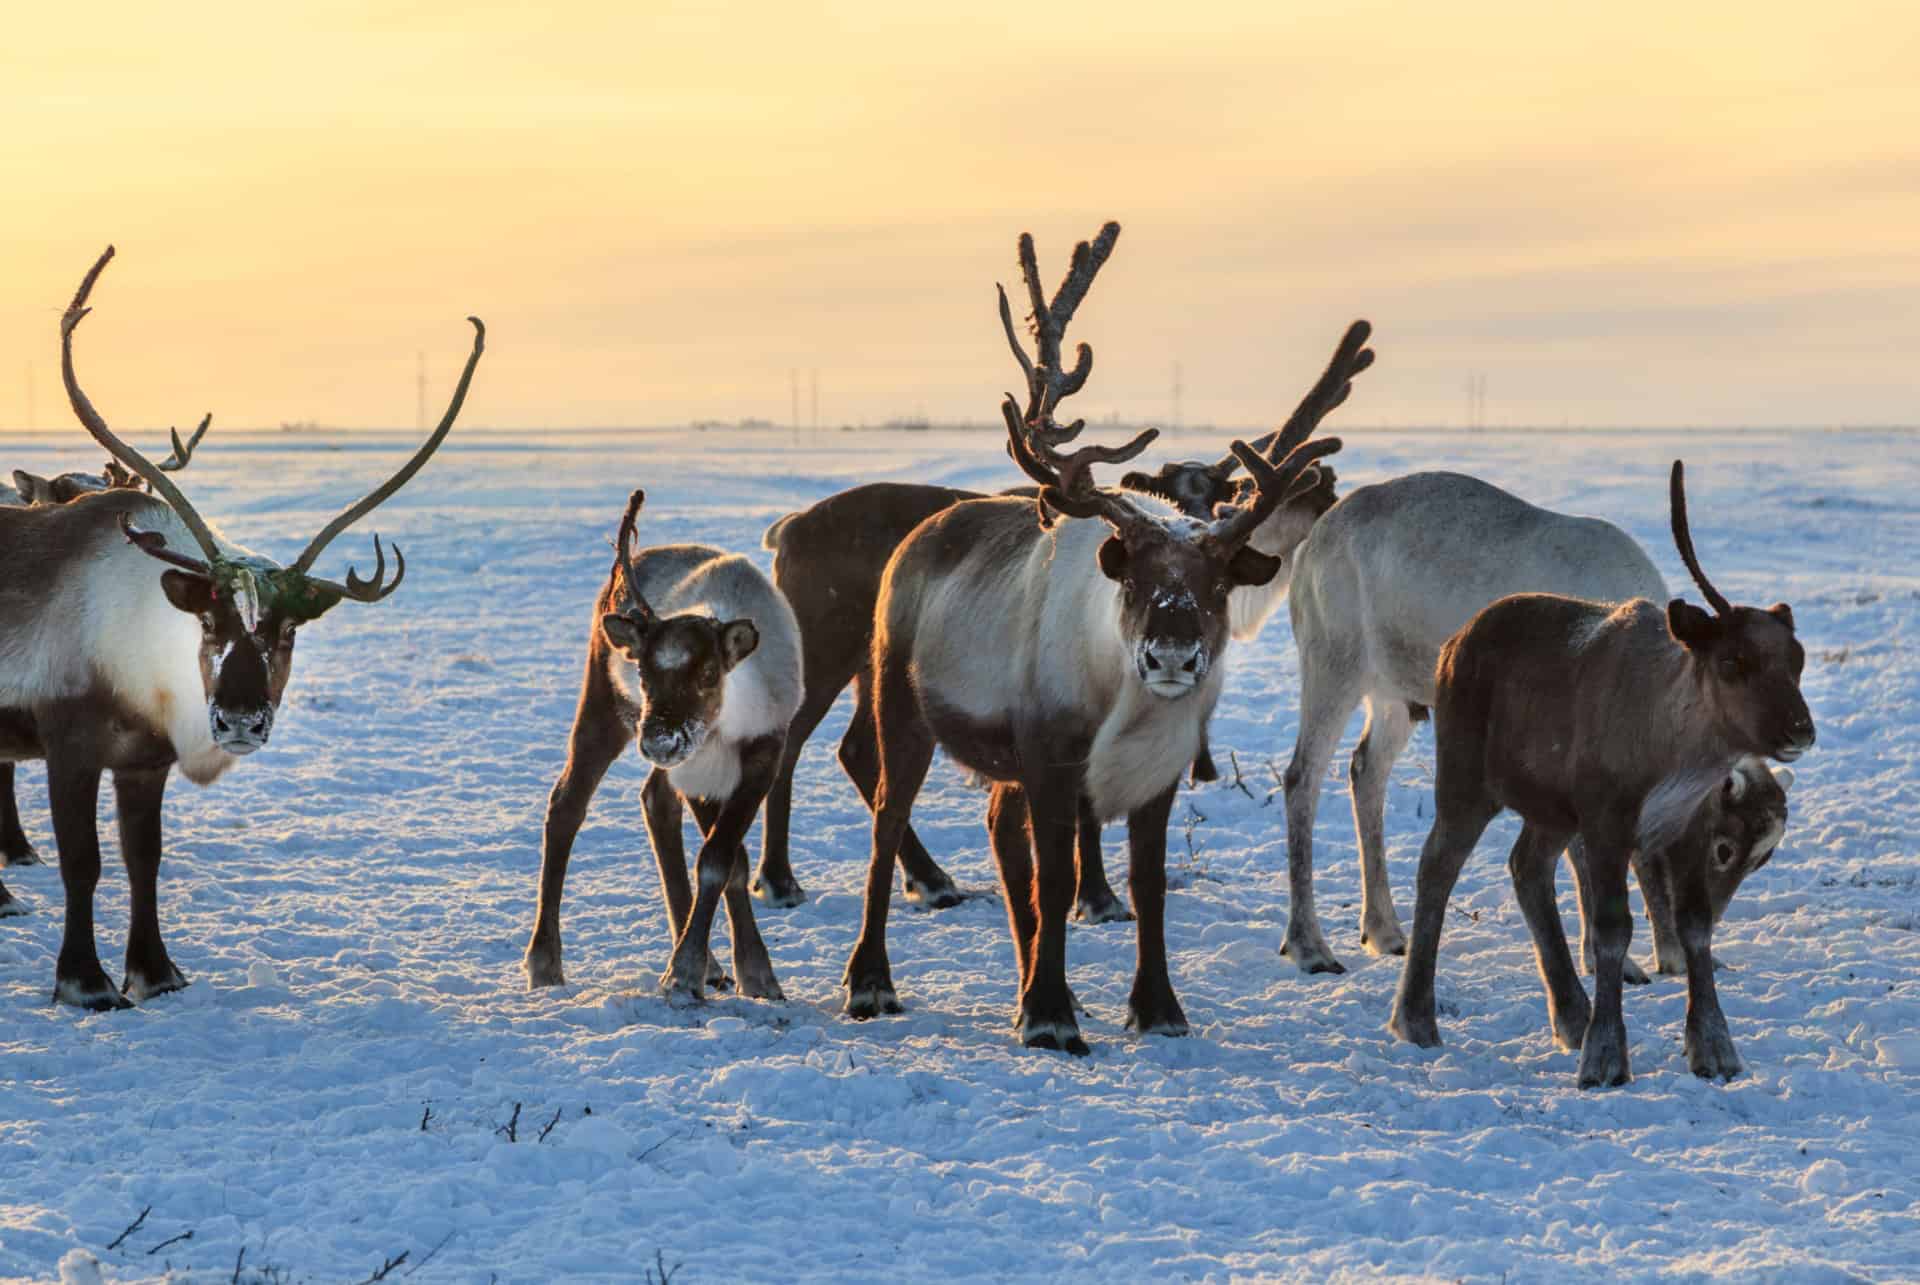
[0,231,1809,1090]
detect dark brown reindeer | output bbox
[2,418,213,874]
[1389,461,1814,1087]
[750,323,1367,918]
[0,247,483,1002]
[524,491,802,1001]
[843,221,1341,1053]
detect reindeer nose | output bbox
[1142,639,1205,681]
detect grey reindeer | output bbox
[1274,469,1797,979]
[1389,461,1814,1088]
[526,490,802,1002]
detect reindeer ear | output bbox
[160,570,216,616]
[1227,546,1282,587]
[1096,535,1129,582]
[600,613,648,657]
[1667,598,1718,651]
[719,619,759,669]
[13,471,56,505]
[1768,602,1795,629]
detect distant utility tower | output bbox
[809,368,819,435]
[1171,360,1183,429]
[1465,372,1488,431]
[416,352,427,432]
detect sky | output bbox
[1,1,1915,431]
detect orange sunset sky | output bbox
[2,2,1914,431]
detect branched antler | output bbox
[160,412,212,472]
[1218,319,1374,475]
[996,222,1155,528]
[1669,460,1731,616]
[1204,436,1345,552]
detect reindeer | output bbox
[842,222,1343,1053]
[0,247,483,1005]
[524,491,802,1001]
[1,419,215,875]
[750,327,1365,917]
[1388,461,1814,1087]
[1273,470,1798,979]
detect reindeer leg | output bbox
[525,688,629,989]
[642,768,728,993]
[44,742,125,1010]
[1506,822,1588,1050]
[1671,843,1740,1081]
[1388,794,1495,1048]
[1125,782,1188,1037]
[115,767,186,1001]
[1073,795,1130,924]
[987,782,1038,1027]
[1281,664,1363,974]
[2,763,43,867]
[841,669,960,909]
[1351,694,1415,957]
[1574,819,1635,1090]
[687,741,784,1002]
[1631,844,1687,976]
[752,680,834,909]
[844,654,931,1018]
[1569,836,1651,984]
[1017,775,1087,1055]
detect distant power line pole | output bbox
[416,352,427,432]
[1464,372,1488,430]
[809,368,819,436]
[1171,360,1183,429]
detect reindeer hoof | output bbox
[122,961,189,1003]
[658,961,708,1005]
[1359,920,1408,958]
[1019,1014,1090,1057]
[54,971,133,1012]
[1550,997,1592,1052]
[1686,1019,1742,1082]
[1576,1020,1632,1089]
[845,981,902,1020]
[1126,1007,1190,1038]
[2,839,41,868]
[1388,1003,1441,1049]
[1074,889,1133,924]
[750,869,806,908]
[903,872,964,910]
[0,889,26,918]
[1622,957,1652,986]
[737,971,785,1003]
[523,943,566,990]
[1281,927,1347,976]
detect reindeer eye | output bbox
[1717,654,1746,681]
[1713,840,1738,868]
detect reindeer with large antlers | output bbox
[524,490,801,1000]
[842,222,1343,1053]
[0,247,483,1005]
[1389,462,1814,1087]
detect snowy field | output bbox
[1,424,1916,1284]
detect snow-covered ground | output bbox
[2,425,1915,1284]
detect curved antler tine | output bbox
[1050,222,1121,330]
[117,511,215,575]
[341,534,404,600]
[291,317,485,575]
[1017,233,1051,365]
[1056,341,1094,399]
[612,487,656,620]
[61,247,225,564]
[1206,436,1346,550]
[996,284,1036,386]
[1669,460,1731,616]
[159,413,212,472]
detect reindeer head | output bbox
[60,246,484,756]
[995,223,1344,700]
[1665,461,1814,763]
[1701,758,1793,925]
[598,491,759,767]
[12,423,205,506]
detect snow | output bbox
[1,425,1916,1282]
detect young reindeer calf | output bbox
[1389,461,1814,1088]
[525,491,801,1002]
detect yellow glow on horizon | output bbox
[2,1,1915,431]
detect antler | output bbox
[160,413,212,472]
[611,489,657,622]
[1204,436,1345,551]
[288,316,486,579]
[996,222,1156,528]
[1217,320,1375,475]
[117,511,214,574]
[1669,460,1731,616]
[61,246,225,565]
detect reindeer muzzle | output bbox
[210,705,274,754]
[1137,638,1207,697]
[640,721,704,768]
